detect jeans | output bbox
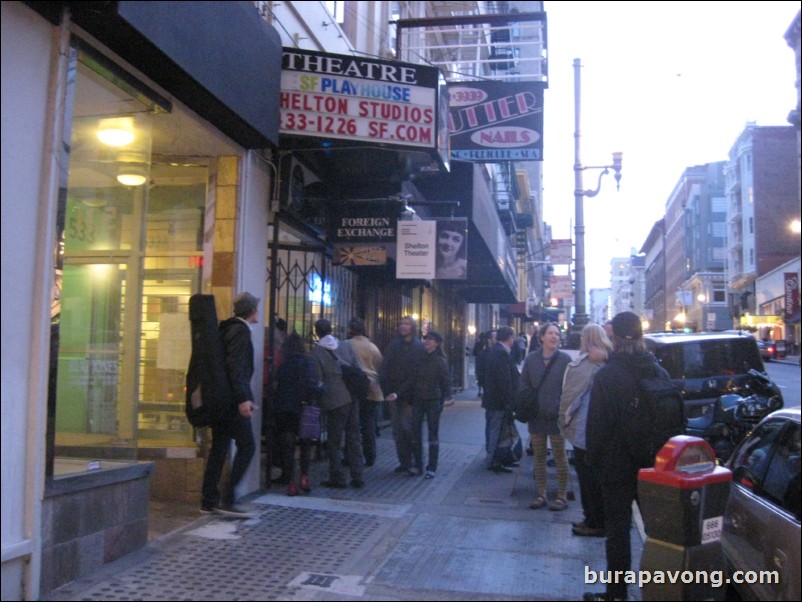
[325,401,363,484]
[602,474,639,600]
[389,398,414,469]
[411,398,443,472]
[485,409,506,468]
[359,399,378,465]
[202,413,256,507]
[573,447,605,529]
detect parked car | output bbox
[757,340,777,362]
[722,407,800,601]
[643,331,782,421]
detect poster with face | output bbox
[435,218,468,279]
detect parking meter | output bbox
[637,436,732,601]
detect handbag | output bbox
[513,356,557,424]
[298,404,321,441]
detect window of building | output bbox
[713,289,726,303]
[49,40,225,479]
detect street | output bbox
[765,358,801,409]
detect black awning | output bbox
[30,1,283,148]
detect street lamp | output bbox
[570,58,623,348]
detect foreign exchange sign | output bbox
[280,49,440,149]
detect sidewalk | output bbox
[47,389,643,601]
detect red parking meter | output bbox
[638,436,732,601]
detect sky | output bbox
[540,1,800,292]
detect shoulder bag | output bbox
[513,357,557,424]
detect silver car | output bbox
[723,408,801,600]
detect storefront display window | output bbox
[50,41,214,477]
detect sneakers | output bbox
[424,470,436,479]
[407,467,421,476]
[217,504,257,518]
[489,464,513,473]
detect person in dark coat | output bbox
[472,331,490,396]
[379,316,426,475]
[584,311,668,602]
[201,292,259,517]
[481,326,519,473]
[273,332,319,496]
[408,331,453,479]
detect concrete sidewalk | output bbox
[47,389,643,601]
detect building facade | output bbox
[725,125,798,340]
[2,2,548,597]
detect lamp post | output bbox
[570,58,623,348]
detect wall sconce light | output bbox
[97,117,135,147]
[117,163,148,186]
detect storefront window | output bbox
[50,41,210,477]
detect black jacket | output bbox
[409,351,451,402]
[219,317,254,408]
[586,350,665,480]
[273,353,318,414]
[481,342,519,411]
[379,336,425,403]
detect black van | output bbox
[643,332,783,420]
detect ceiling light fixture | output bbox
[97,117,135,147]
[116,163,148,186]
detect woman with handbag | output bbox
[559,323,611,536]
[520,322,571,510]
[273,332,321,496]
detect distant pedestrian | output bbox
[379,316,426,475]
[473,331,490,396]
[311,319,364,489]
[584,311,669,602]
[201,292,259,517]
[347,317,384,467]
[273,332,320,496]
[559,323,612,536]
[481,326,519,473]
[409,331,453,479]
[521,322,571,510]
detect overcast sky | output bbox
[541,1,799,292]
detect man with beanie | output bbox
[583,311,668,601]
[201,292,259,517]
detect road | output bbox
[765,359,800,409]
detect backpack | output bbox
[621,364,686,468]
[185,294,231,428]
[339,359,370,400]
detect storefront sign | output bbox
[334,245,388,267]
[448,81,545,161]
[550,239,573,265]
[549,275,573,298]
[329,202,398,267]
[396,220,436,279]
[785,272,799,320]
[280,49,440,149]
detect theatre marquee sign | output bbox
[280,49,442,149]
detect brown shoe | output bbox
[548,497,568,511]
[572,525,605,537]
[529,495,547,509]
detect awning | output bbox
[408,162,518,304]
[29,1,283,149]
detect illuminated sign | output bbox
[448,81,545,161]
[309,274,331,306]
[280,49,440,149]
